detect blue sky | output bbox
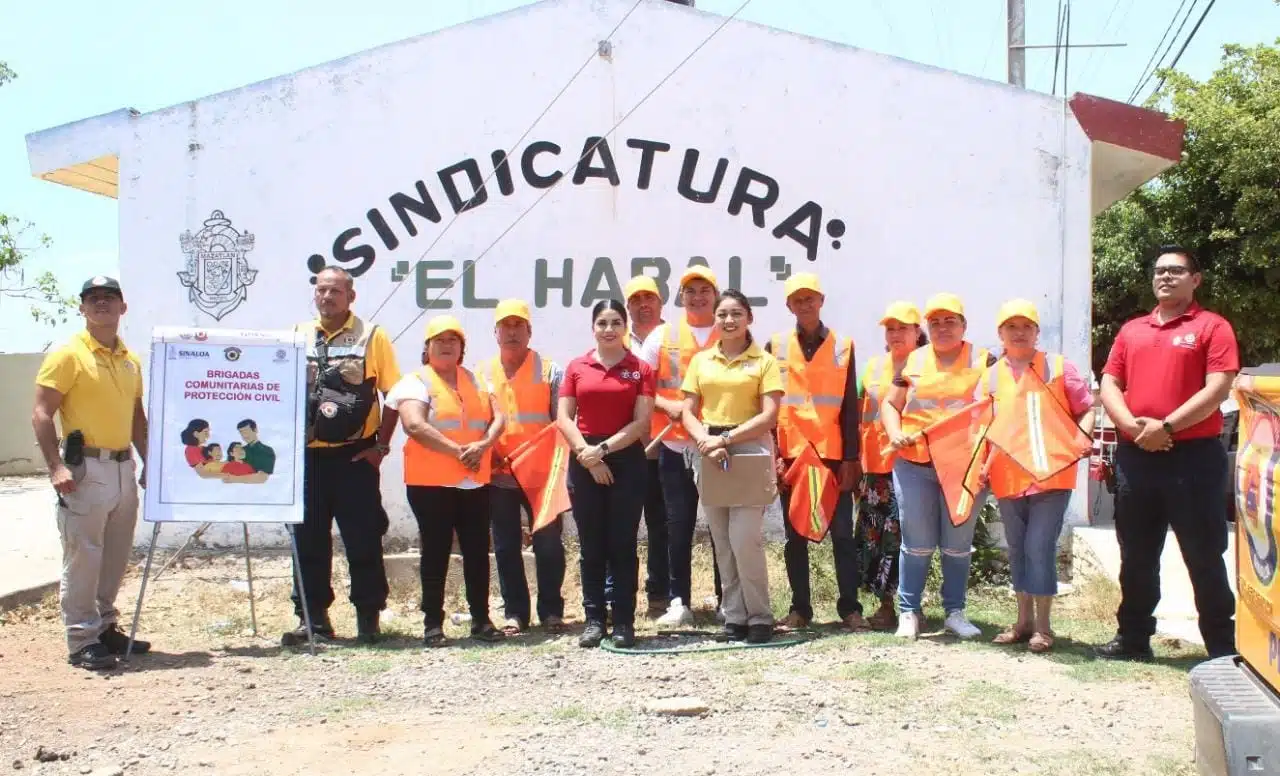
[1,0,1276,352]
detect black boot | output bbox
[281,616,335,647]
[356,610,380,645]
[1094,634,1154,662]
[99,623,150,655]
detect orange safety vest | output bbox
[860,354,901,475]
[980,352,1080,498]
[403,365,493,487]
[772,328,852,461]
[897,342,990,465]
[653,319,719,442]
[480,350,554,462]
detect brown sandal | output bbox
[1028,632,1055,653]
[992,628,1033,645]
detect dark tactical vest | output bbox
[301,316,379,444]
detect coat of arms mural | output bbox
[178,210,259,320]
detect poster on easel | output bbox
[144,326,307,524]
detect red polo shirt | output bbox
[560,350,655,436]
[1102,303,1239,441]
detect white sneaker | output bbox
[896,611,921,640]
[655,598,694,627]
[945,610,981,639]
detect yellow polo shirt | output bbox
[35,330,143,450]
[681,341,783,427]
[305,314,402,448]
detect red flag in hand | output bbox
[921,398,993,526]
[783,444,839,542]
[508,424,572,533]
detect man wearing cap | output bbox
[638,266,723,626]
[32,276,151,670]
[766,273,865,630]
[288,265,402,646]
[620,275,670,614]
[479,299,567,633]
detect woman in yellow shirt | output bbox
[680,290,784,644]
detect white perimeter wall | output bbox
[110,0,1093,548]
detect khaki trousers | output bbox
[693,440,774,627]
[56,456,139,653]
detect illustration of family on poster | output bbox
[180,418,275,484]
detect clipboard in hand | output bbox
[698,450,777,508]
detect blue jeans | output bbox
[997,489,1070,596]
[489,485,565,624]
[894,459,981,614]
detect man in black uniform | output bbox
[286,266,402,646]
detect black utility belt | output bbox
[308,436,377,455]
[75,446,132,463]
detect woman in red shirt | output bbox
[557,300,655,648]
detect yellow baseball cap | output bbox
[624,275,661,301]
[923,292,965,319]
[424,315,466,342]
[996,298,1040,328]
[783,272,823,299]
[678,265,718,291]
[879,301,922,326]
[494,298,531,324]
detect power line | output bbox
[390,0,757,344]
[1077,0,1133,88]
[1148,0,1218,98]
[1127,0,1193,103]
[1051,0,1065,95]
[364,0,648,324]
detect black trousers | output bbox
[1114,439,1235,656]
[780,458,862,619]
[658,445,723,606]
[604,457,669,605]
[490,485,566,623]
[292,438,389,621]
[570,439,646,627]
[407,485,492,629]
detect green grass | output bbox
[347,657,395,676]
[298,696,377,719]
[836,660,925,695]
[954,679,1022,722]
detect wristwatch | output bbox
[600,441,610,454]
[376,443,391,455]
[719,430,732,447]
[1161,421,1174,435]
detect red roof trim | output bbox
[1069,93,1185,163]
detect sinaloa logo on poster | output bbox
[178,210,259,321]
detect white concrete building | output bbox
[26,0,1184,548]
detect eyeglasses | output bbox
[1153,265,1192,277]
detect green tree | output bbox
[0,61,74,329]
[1092,41,1280,371]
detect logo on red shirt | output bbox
[1172,332,1198,349]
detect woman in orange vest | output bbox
[980,299,1095,653]
[856,301,927,631]
[880,293,994,640]
[557,300,655,649]
[387,315,508,647]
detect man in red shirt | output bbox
[1098,245,1239,660]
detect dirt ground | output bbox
[1,542,1207,776]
